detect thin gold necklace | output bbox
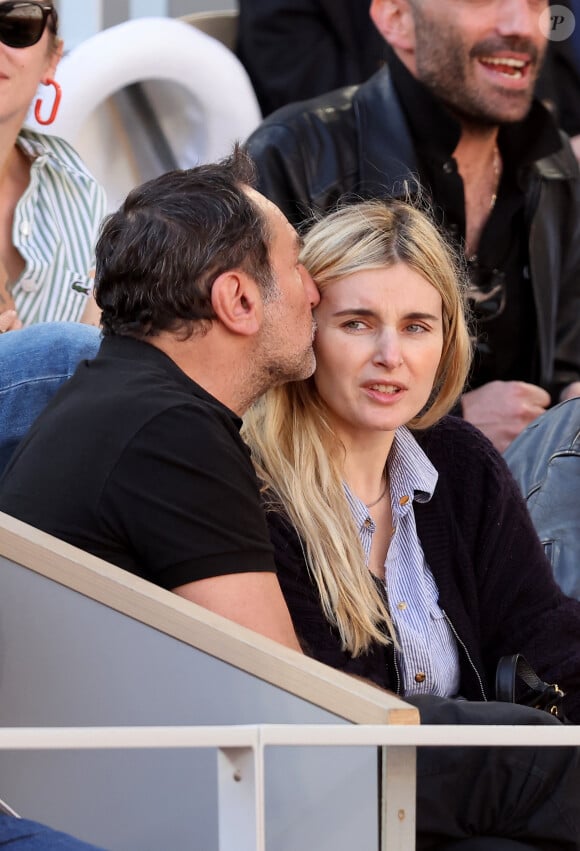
[489,144,501,212]
[365,475,389,509]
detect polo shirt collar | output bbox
[98,335,242,425]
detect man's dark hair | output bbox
[94,147,274,338]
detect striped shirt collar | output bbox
[345,426,438,530]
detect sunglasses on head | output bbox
[0,2,55,49]
[466,258,506,324]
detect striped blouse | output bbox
[12,129,107,326]
[345,426,460,698]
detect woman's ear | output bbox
[45,38,64,80]
[370,0,417,55]
[210,269,263,336]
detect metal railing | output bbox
[3,723,580,851]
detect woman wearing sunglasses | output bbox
[0,1,105,333]
[243,200,580,849]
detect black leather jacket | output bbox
[246,67,580,398]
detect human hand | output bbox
[80,291,101,327]
[460,380,551,453]
[559,381,580,401]
[0,309,23,334]
[569,134,580,163]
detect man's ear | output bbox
[210,269,263,336]
[370,0,416,55]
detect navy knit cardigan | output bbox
[266,416,580,722]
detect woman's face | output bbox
[313,262,444,442]
[0,6,61,126]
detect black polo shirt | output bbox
[388,53,563,390]
[0,336,276,588]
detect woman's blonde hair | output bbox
[243,199,472,656]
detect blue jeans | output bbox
[0,815,107,849]
[0,323,101,474]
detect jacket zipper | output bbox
[442,609,488,702]
[392,645,401,695]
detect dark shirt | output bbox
[388,53,562,390]
[0,336,276,588]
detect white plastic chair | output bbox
[181,9,239,50]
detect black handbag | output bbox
[495,653,568,721]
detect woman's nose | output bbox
[373,332,403,369]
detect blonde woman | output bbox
[243,200,580,850]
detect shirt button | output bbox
[397,601,407,611]
[399,495,410,506]
[415,672,426,683]
[364,517,373,528]
[20,277,40,293]
[442,160,454,174]
[20,221,31,237]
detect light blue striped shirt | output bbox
[344,426,460,697]
[12,129,107,326]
